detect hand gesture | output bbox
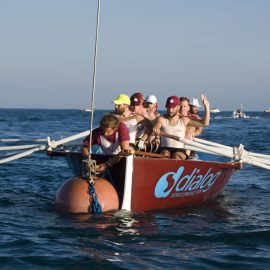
[201,94,210,108]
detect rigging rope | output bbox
[88,0,101,158]
[86,0,102,214]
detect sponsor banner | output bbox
[155,166,223,199]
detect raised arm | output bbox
[185,94,210,128]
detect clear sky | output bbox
[1,0,270,111]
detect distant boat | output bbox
[232,104,248,119]
[81,108,92,112]
[210,108,221,113]
[264,108,270,112]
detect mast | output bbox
[88,0,101,158]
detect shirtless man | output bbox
[153,95,210,159]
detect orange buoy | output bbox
[55,177,119,213]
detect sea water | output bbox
[0,109,270,269]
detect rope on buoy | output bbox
[81,159,102,213]
[88,178,102,213]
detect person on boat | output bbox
[112,94,152,150]
[189,98,201,116]
[187,97,203,137]
[187,97,204,158]
[153,94,210,159]
[140,94,161,152]
[144,95,160,121]
[82,114,130,172]
[129,92,147,115]
[179,97,203,138]
[178,97,202,158]
[179,96,190,116]
[129,92,147,141]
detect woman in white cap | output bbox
[139,95,161,151]
[188,97,203,137]
[144,95,160,121]
[187,97,203,159]
[189,97,201,115]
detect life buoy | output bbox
[55,177,119,213]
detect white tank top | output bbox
[161,118,185,148]
[100,133,121,155]
[123,117,138,144]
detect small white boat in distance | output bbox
[210,108,221,113]
[81,108,92,112]
[232,105,248,119]
[264,108,270,112]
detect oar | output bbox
[0,144,40,151]
[194,137,270,161]
[160,131,235,158]
[0,130,91,164]
[0,145,47,164]
[123,149,164,158]
[161,131,270,169]
[0,138,47,142]
[250,152,270,160]
[194,137,232,150]
[159,131,270,170]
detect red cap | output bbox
[165,96,180,108]
[130,92,144,106]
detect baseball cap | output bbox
[112,94,131,105]
[145,95,157,104]
[165,96,180,108]
[189,98,201,107]
[130,92,144,106]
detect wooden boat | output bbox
[0,1,269,216]
[50,150,241,212]
[2,0,269,215]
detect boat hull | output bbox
[50,151,241,213]
[130,157,240,212]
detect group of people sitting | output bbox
[82,92,210,172]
